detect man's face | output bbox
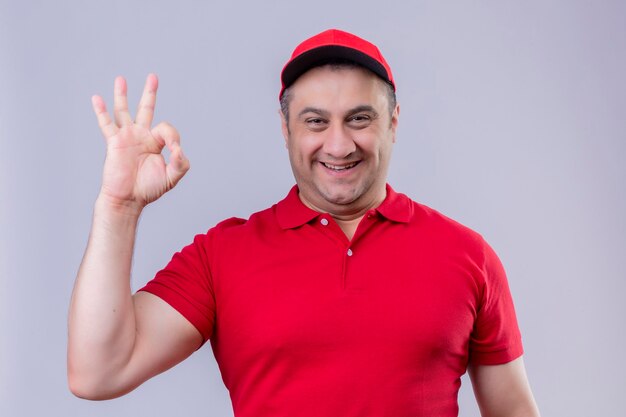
[281,65,399,216]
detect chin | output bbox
[318,187,362,206]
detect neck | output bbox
[298,186,387,240]
[332,216,363,240]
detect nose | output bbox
[322,124,356,159]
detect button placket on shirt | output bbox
[315,212,380,290]
[315,215,346,247]
[345,210,383,290]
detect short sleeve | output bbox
[469,240,524,365]
[139,232,216,343]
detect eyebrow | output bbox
[297,105,379,119]
[346,105,379,119]
[297,107,329,118]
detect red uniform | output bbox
[141,185,523,417]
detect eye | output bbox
[347,114,372,128]
[305,117,328,130]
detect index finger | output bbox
[135,73,159,128]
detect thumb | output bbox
[165,142,190,189]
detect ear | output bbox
[279,109,289,147]
[390,103,400,143]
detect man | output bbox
[68,29,540,416]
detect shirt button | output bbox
[320,218,329,226]
[347,249,353,257]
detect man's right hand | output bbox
[92,74,189,213]
[68,75,200,400]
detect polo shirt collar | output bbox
[275,184,412,230]
[376,184,413,223]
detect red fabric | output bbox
[140,185,523,417]
[279,28,395,99]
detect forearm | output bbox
[68,195,143,397]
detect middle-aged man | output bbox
[68,29,541,416]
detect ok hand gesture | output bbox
[92,74,190,213]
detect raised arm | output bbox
[67,75,201,400]
[469,356,541,417]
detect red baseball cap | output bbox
[279,29,395,99]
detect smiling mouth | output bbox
[320,161,360,171]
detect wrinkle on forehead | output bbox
[283,65,396,123]
[291,68,386,109]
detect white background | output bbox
[1,1,624,416]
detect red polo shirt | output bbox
[140,185,523,417]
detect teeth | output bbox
[322,162,358,171]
